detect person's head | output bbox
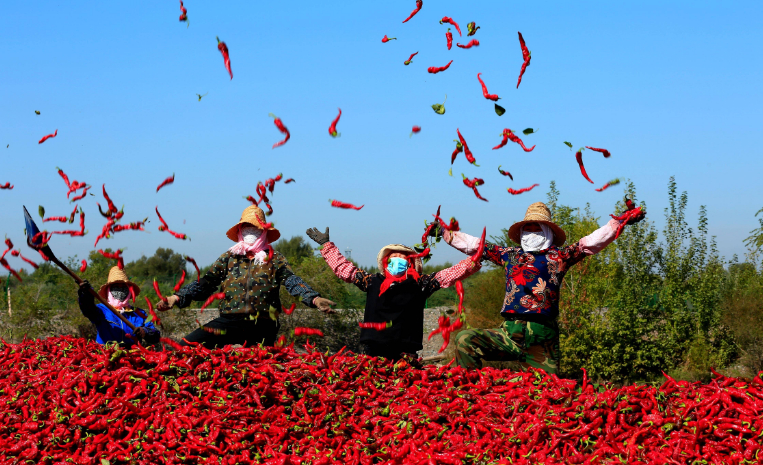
[97,267,140,309]
[386,252,410,276]
[507,202,567,250]
[238,223,264,245]
[226,205,280,244]
[377,244,423,276]
[522,222,542,233]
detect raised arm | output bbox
[432,257,481,288]
[562,208,646,265]
[173,253,229,309]
[274,252,322,308]
[308,227,373,293]
[77,281,104,324]
[443,230,507,267]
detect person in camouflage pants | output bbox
[158,205,335,348]
[441,201,645,373]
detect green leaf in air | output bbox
[494,104,506,116]
[431,95,447,115]
[522,128,537,135]
[564,141,573,149]
[38,205,45,219]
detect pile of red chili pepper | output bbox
[2,336,763,464]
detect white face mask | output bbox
[241,226,262,244]
[520,224,553,252]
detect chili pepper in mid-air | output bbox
[269,113,290,149]
[595,178,621,192]
[173,270,186,292]
[200,292,226,311]
[461,174,484,188]
[403,52,418,65]
[98,249,124,269]
[402,0,422,23]
[80,260,87,273]
[359,321,391,331]
[38,129,58,144]
[156,206,190,240]
[410,126,421,137]
[68,204,78,223]
[517,32,531,88]
[284,178,295,184]
[43,216,67,223]
[477,73,500,101]
[440,17,461,36]
[427,60,453,74]
[144,297,162,328]
[0,183,12,190]
[184,256,200,282]
[381,35,396,43]
[497,165,514,180]
[445,28,453,50]
[494,129,535,152]
[282,303,296,315]
[216,36,232,79]
[472,227,486,263]
[156,174,175,192]
[575,149,594,184]
[467,22,480,36]
[456,129,478,165]
[330,199,364,210]
[10,250,39,269]
[102,185,119,214]
[328,108,342,137]
[610,206,644,239]
[432,94,447,115]
[455,280,465,314]
[408,247,430,260]
[153,279,167,303]
[450,140,463,168]
[294,327,324,337]
[507,183,540,195]
[457,39,480,49]
[0,258,22,282]
[586,146,612,158]
[178,0,188,23]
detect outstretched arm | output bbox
[432,257,481,288]
[309,227,373,293]
[442,230,506,267]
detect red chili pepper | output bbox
[575,149,594,184]
[98,249,124,270]
[178,0,188,22]
[156,207,189,240]
[408,247,430,260]
[457,39,480,49]
[284,178,295,184]
[596,178,621,192]
[586,146,612,158]
[472,227,486,263]
[507,183,540,195]
[43,216,68,223]
[410,126,421,137]
[477,73,499,101]
[440,17,461,36]
[173,270,186,292]
[428,60,454,74]
[381,35,397,43]
[294,327,324,337]
[152,279,167,303]
[403,52,418,65]
[467,22,480,36]
[216,36,232,79]
[185,256,200,282]
[38,129,58,144]
[445,28,453,50]
[80,259,87,273]
[455,280,465,313]
[456,128,478,165]
[450,140,463,168]
[610,206,644,239]
[67,204,78,223]
[495,128,535,152]
[359,321,391,331]
[156,174,175,192]
[56,167,71,191]
[0,257,22,282]
[497,165,514,180]
[0,183,12,190]
[144,297,162,328]
[10,250,38,269]
[269,113,290,149]
[401,0,422,23]
[69,185,89,202]
[517,32,531,88]
[282,303,296,315]
[102,184,119,214]
[461,174,484,189]
[200,292,226,311]
[330,199,364,210]
[328,108,342,137]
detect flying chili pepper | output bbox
[403,52,418,65]
[408,247,430,260]
[79,260,87,273]
[472,227,486,263]
[0,183,13,190]
[444,28,453,51]
[359,321,391,331]
[507,183,540,195]
[216,36,232,79]
[328,108,342,137]
[184,256,200,282]
[144,297,162,328]
[427,60,453,74]
[102,184,119,215]
[457,39,480,49]
[67,204,78,223]
[517,32,531,88]
[43,216,67,223]
[440,17,461,36]
[455,280,465,314]
[467,22,480,36]
[432,95,447,115]
[284,178,295,184]
[0,258,22,282]
[156,174,175,192]
[497,165,514,180]
[477,73,500,101]
[173,270,186,292]
[494,129,535,152]
[586,146,612,158]
[330,199,364,210]
[282,303,296,315]
[595,178,621,192]
[98,249,124,269]
[294,327,324,337]
[156,206,189,240]
[381,35,397,43]
[456,129,478,165]
[10,250,39,269]
[178,0,188,23]
[201,292,226,311]
[461,174,485,188]
[449,140,463,175]
[575,149,594,184]
[152,279,167,303]
[410,126,421,137]
[401,0,422,23]
[38,129,58,144]
[269,113,290,149]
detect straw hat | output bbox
[98,266,141,300]
[376,244,424,274]
[508,202,566,247]
[226,205,281,243]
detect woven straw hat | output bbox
[376,244,424,274]
[98,266,141,300]
[226,205,281,243]
[508,202,566,247]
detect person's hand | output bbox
[78,280,92,296]
[313,297,336,314]
[134,327,147,340]
[306,227,330,245]
[156,295,179,312]
[426,222,442,238]
[623,207,646,225]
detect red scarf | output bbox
[379,257,421,296]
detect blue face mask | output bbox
[387,257,409,276]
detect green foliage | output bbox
[273,236,313,266]
[744,208,763,253]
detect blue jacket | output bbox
[78,292,160,347]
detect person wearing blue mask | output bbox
[307,227,482,361]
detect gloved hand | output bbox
[156,295,179,312]
[313,297,336,314]
[306,227,330,245]
[133,327,147,340]
[78,280,92,297]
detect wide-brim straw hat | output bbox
[98,266,141,300]
[226,205,281,243]
[377,244,424,274]
[508,202,566,247]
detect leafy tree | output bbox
[273,236,313,265]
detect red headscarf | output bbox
[379,255,421,296]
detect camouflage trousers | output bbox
[455,319,560,374]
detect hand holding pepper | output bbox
[306,227,330,245]
[313,297,336,314]
[156,295,180,312]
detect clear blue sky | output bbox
[1,1,762,273]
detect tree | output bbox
[273,236,313,265]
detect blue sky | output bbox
[1,1,762,273]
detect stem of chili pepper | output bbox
[381,35,397,43]
[156,174,175,192]
[268,113,291,149]
[329,108,342,137]
[401,0,422,23]
[575,149,595,184]
[507,183,540,195]
[517,32,531,88]
[185,256,200,282]
[38,129,58,144]
[467,22,480,36]
[497,165,514,180]
[329,199,364,210]
[216,36,233,79]
[440,17,461,36]
[457,39,480,49]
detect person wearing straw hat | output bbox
[307,226,482,361]
[157,205,335,348]
[438,201,645,373]
[77,266,160,347]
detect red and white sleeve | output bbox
[578,218,621,255]
[320,242,359,283]
[433,257,481,288]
